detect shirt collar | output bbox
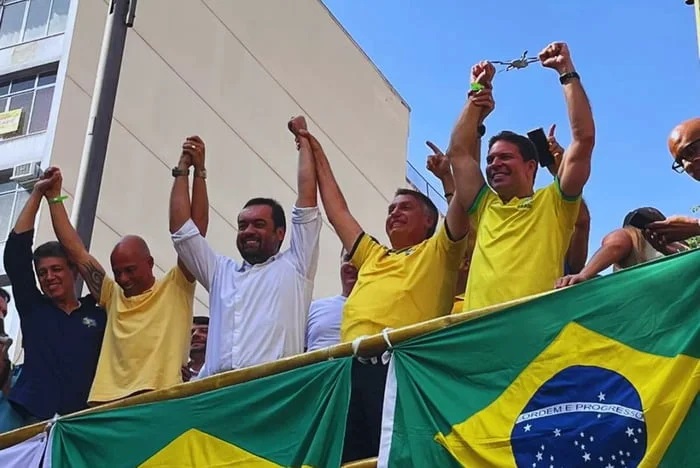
[237,254,278,272]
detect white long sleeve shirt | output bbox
[172,205,321,378]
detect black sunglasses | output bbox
[672,138,700,173]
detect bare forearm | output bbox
[13,190,43,234]
[296,139,317,208]
[170,176,192,234]
[580,243,627,278]
[48,201,89,261]
[312,145,351,226]
[563,79,595,148]
[191,175,209,236]
[447,102,482,161]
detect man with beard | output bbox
[305,249,357,352]
[454,42,595,311]
[170,116,321,378]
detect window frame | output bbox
[0,63,58,141]
[0,0,68,50]
[0,170,33,283]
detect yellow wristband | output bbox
[48,195,68,204]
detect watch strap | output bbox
[559,71,580,85]
[172,167,190,177]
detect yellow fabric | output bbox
[451,296,464,315]
[463,181,580,312]
[436,323,699,466]
[139,428,307,467]
[89,267,195,404]
[341,222,468,342]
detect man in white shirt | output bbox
[170,117,321,378]
[305,249,357,352]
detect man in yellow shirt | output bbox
[294,81,492,459]
[40,136,209,404]
[453,42,595,312]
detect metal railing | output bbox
[405,160,448,215]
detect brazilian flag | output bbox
[378,251,699,467]
[47,359,351,467]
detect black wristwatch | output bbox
[477,124,486,137]
[172,166,190,177]
[559,71,580,85]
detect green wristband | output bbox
[48,195,68,204]
[470,82,485,93]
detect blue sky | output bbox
[323,0,700,258]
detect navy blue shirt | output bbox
[3,229,106,420]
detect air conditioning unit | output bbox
[9,161,42,185]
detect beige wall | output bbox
[40,0,410,315]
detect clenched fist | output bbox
[538,42,575,74]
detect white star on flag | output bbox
[524,424,531,432]
[583,452,591,462]
[553,428,561,437]
[597,392,606,401]
[625,427,635,437]
[536,452,543,461]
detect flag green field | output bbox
[48,358,352,467]
[379,251,700,467]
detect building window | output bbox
[0,0,69,49]
[0,68,56,139]
[0,173,31,276]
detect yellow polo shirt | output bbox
[341,222,469,341]
[462,180,581,312]
[89,266,195,404]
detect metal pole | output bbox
[71,0,136,243]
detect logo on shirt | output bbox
[82,317,98,328]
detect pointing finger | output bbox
[425,141,443,155]
[548,124,556,138]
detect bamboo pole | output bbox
[0,289,554,450]
[341,457,377,468]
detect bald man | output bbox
[644,118,700,244]
[42,139,208,404]
[669,117,700,180]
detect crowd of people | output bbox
[0,41,699,463]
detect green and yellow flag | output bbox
[47,359,351,467]
[378,251,699,467]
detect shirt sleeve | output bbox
[430,220,470,270]
[99,275,116,310]
[551,179,582,227]
[348,233,383,269]
[288,206,322,280]
[467,184,491,229]
[171,218,218,291]
[3,230,41,311]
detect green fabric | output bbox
[382,250,700,467]
[50,358,352,468]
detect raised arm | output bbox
[188,136,210,238]
[288,117,317,208]
[556,228,632,288]
[43,168,106,300]
[426,141,455,203]
[444,62,494,240]
[539,42,595,198]
[296,128,362,253]
[169,137,216,288]
[171,136,210,282]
